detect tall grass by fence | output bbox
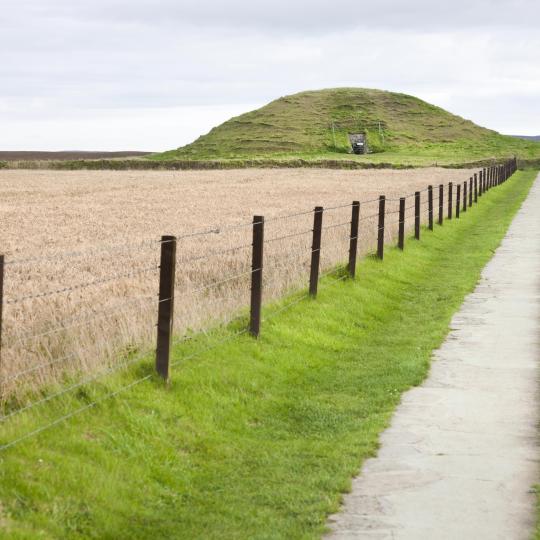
[0,159,517,452]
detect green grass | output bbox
[150,88,540,166]
[0,170,536,539]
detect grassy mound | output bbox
[0,170,535,539]
[151,88,540,166]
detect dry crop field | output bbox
[0,167,475,406]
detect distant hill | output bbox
[152,88,540,165]
[0,151,151,161]
[509,135,540,142]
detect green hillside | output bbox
[152,88,540,166]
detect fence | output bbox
[0,159,518,451]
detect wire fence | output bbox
[0,160,517,452]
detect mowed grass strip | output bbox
[0,170,536,539]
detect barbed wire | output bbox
[1,349,151,423]
[0,365,153,453]
[4,239,159,267]
[321,202,353,212]
[358,211,381,222]
[262,293,310,323]
[6,266,158,305]
[265,229,313,244]
[176,242,252,265]
[2,351,79,383]
[188,268,255,295]
[14,295,159,343]
[171,327,249,367]
[266,248,317,265]
[321,221,351,231]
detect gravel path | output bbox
[326,175,540,539]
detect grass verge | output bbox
[0,170,536,539]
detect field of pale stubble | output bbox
[0,167,475,404]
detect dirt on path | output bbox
[326,175,540,539]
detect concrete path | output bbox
[326,176,540,539]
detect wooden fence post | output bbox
[463,181,467,212]
[156,235,177,379]
[456,184,461,218]
[309,207,323,296]
[474,174,478,202]
[448,182,453,219]
[414,191,421,239]
[249,216,265,337]
[398,197,405,250]
[469,177,473,207]
[377,196,385,260]
[480,171,484,196]
[428,185,434,230]
[438,184,444,225]
[348,201,360,278]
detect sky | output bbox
[1,0,539,151]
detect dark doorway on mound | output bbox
[348,133,368,154]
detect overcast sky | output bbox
[1,0,539,151]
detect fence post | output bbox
[414,191,421,239]
[309,207,323,296]
[428,185,434,230]
[249,216,265,337]
[156,235,177,379]
[377,196,385,260]
[348,201,360,278]
[456,184,461,218]
[469,177,473,207]
[463,181,467,212]
[448,182,453,219]
[438,184,444,225]
[478,172,482,196]
[480,171,485,196]
[398,197,405,250]
[474,173,479,201]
